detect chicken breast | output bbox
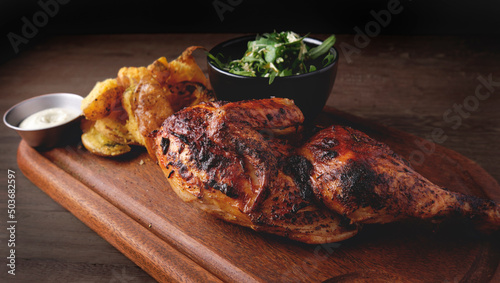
[152,98,360,244]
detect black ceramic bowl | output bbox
[207,35,338,121]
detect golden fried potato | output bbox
[81,46,215,157]
[117,67,151,89]
[122,87,146,146]
[93,115,136,145]
[147,57,170,85]
[165,46,210,86]
[81,122,131,157]
[81,79,122,120]
[131,83,175,138]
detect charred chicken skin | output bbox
[151,98,500,243]
[152,98,359,244]
[298,125,500,231]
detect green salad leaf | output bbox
[209,31,336,84]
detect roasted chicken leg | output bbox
[152,98,359,244]
[298,125,500,231]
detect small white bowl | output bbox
[3,93,83,148]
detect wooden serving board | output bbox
[17,107,500,283]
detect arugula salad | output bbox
[209,31,336,84]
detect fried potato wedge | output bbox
[80,46,215,157]
[117,67,151,90]
[81,121,131,156]
[93,115,136,145]
[150,46,210,86]
[121,87,145,146]
[81,79,122,120]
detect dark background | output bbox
[1,0,500,64]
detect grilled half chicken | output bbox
[152,98,360,244]
[298,125,500,232]
[151,98,499,243]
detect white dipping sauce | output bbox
[19,107,80,130]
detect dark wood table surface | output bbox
[1,33,499,282]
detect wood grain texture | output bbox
[17,107,500,283]
[17,140,223,283]
[1,33,499,282]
